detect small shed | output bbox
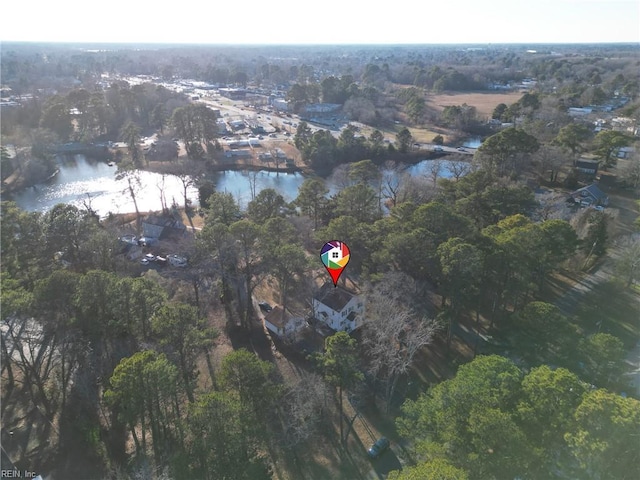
[263,306,305,339]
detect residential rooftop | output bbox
[314,282,358,312]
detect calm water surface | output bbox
[10,155,468,215]
[10,155,200,216]
[462,136,483,148]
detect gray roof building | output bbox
[570,183,609,206]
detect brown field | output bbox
[427,91,524,117]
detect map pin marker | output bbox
[320,240,350,287]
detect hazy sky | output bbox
[2,0,639,44]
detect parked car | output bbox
[120,234,137,245]
[457,146,466,151]
[367,437,390,458]
[168,254,188,267]
[137,236,158,247]
[258,302,273,313]
[433,146,444,152]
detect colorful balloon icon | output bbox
[320,240,350,287]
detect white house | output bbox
[312,283,365,333]
[263,306,305,340]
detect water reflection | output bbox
[462,136,483,148]
[403,159,458,178]
[210,170,306,209]
[10,155,199,217]
[10,155,471,216]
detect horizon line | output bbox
[2,40,639,47]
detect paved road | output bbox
[413,143,476,155]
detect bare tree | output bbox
[116,168,142,234]
[248,170,259,200]
[614,236,640,288]
[277,372,330,449]
[80,193,99,218]
[449,159,474,181]
[177,173,196,233]
[381,161,404,208]
[156,174,169,213]
[533,191,574,222]
[398,174,435,205]
[362,272,440,412]
[618,151,640,189]
[533,144,572,184]
[427,159,442,187]
[4,317,58,418]
[328,164,353,190]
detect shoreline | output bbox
[2,150,461,204]
[1,167,60,196]
[202,162,303,174]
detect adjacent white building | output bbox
[263,306,305,340]
[312,283,365,333]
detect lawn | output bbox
[427,91,524,117]
[357,122,454,145]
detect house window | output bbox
[342,311,347,317]
[332,252,339,259]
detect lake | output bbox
[9,155,200,217]
[211,169,307,209]
[9,155,469,216]
[461,136,483,148]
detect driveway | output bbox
[365,446,403,479]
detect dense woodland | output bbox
[1,43,640,479]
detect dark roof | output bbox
[264,306,292,329]
[314,283,356,312]
[572,183,608,201]
[576,159,599,170]
[142,215,186,239]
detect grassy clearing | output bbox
[427,91,523,117]
[407,126,451,143]
[357,122,454,145]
